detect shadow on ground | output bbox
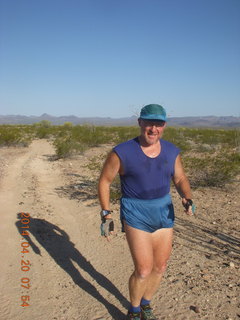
[175,216,240,263]
[55,172,120,207]
[55,174,99,206]
[15,213,128,319]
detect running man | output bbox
[98,104,194,320]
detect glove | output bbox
[100,218,114,237]
[182,199,196,214]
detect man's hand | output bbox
[100,218,114,241]
[182,198,195,216]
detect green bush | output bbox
[183,150,240,188]
[0,125,33,147]
[33,121,59,139]
[52,125,118,158]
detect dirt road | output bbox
[0,140,239,320]
[0,140,128,320]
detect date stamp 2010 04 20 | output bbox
[19,212,31,307]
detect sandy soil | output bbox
[0,139,239,320]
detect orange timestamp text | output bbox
[19,212,31,307]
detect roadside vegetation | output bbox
[0,125,34,147]
[0,123,239,194]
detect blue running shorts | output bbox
[120,194,174,233]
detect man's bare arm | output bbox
[172,154,194,215]
[172,154,192,198]
[98,151,121,217]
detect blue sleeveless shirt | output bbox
[113,138,180,200]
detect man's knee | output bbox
[154,261,168,275]
[134,265,153,279]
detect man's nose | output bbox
[150,124,157,130]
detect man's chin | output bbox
[146,135,159,144]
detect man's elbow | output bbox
[98,176,112,190]
[174,174,188,187]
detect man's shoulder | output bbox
[113,138,139,161]
[114,137,138,150]
[161,139,180,153]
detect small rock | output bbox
[172,279,179,284]
[229,262,235,268]
[202,274,211,281]
[190,305,200,313]
[201,269,209,274]
[205,254,213,259]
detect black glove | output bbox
[182,199,196,214]
[100,218,114,237]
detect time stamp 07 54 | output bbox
[20,212,31,307]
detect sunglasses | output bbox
[141,120,166,128]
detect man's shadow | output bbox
[16,213,128,319]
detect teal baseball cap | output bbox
[140,104,167,121]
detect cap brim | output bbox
[140,114,167,121]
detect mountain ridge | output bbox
[0,114,239,127]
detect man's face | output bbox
[138,119,166,145]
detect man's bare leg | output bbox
[142,228,173,300]
[125,224,173,307]
[125,224,154,307]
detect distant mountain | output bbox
[0,114,239,128]
[167,116,240,128]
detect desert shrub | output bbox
[53,133,86,159]
[52,125,117,158]
[112,126,139,144]
[183,150,240,188]
[54,137,73,158]
[33,121,59,139]
[86,153,108,172]
[178,128,240,187]
[38,120,52,128]
[63,122,73,128]
[179,128,239,148]
[164,128,240,154]
[71,125,111,145]
[0,125,33,147]
[35,127,50,139]
[163,127,192,153]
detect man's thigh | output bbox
[124,223,154,270]
[124,223,173,269]
[152,228,173,266]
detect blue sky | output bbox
[0,0,239,118]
